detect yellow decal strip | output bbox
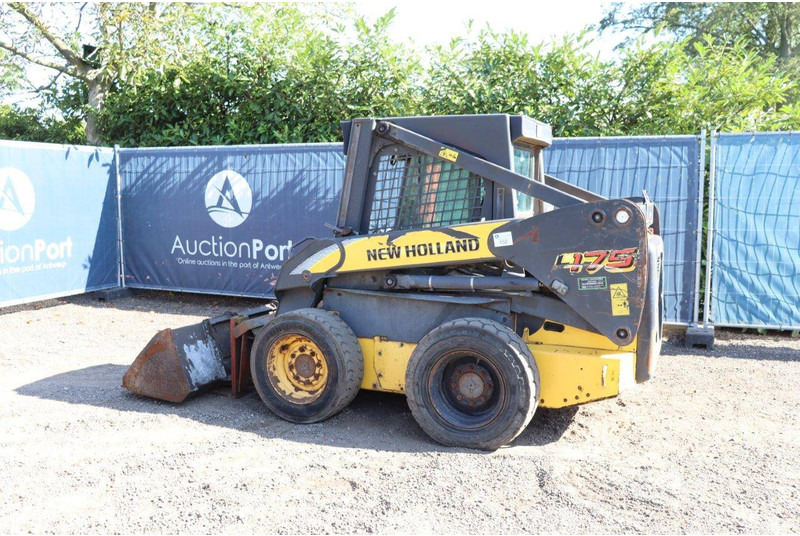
[306,220,506,274]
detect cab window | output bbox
[513,147,535,218]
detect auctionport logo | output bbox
[0,167,35,231]
[204,170,252,228]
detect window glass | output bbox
[513,147,535,218]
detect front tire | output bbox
[405,318,539,450]
[250,308,363,423]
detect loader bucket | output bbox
[122,316,233,403]
[123,305,275,403]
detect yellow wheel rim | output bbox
[266,334,329,404]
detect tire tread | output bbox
[251,308,363,422]
[406,317,540,450]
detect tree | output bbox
[0,104,83,143]
[422,28,635,136]
[0,2,192,144]
[642,38,799,132]
[98,6,422,146]
[600,2,800,67]
[422,27,800,136]
[422,28,670,136]
[4,5,800,145]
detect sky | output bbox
[353,0,635,58]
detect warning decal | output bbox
[610,283,630,316]
[438,147,459,162]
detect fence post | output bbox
[692,130,706,324]
[114,144,126,289]
[685,129,715,349]
[702,130,717,328]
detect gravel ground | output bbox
[0,291,798,534]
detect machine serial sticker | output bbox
[578,276,607,291]
[555,248,638,274]
[438,147,459,162]
[610,283,630,316]
[492,231,513,247]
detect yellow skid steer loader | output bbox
[123,115,663,450]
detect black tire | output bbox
[250,308,363,423]
[405,318,540,450]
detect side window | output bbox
[513,147,535,218]
[368,149,485,233]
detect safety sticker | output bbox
[610,283,630,316]
[492,231,513,247]
[578,276,607,291]
[438,147,459,162]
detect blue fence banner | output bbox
[545,136,703,325]
[0,141,119,307]
[3,134,705,322]
[119,143,344,297]
[710,133,800,329]
[119,137,704,319]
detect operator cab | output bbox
[339,114,561,235]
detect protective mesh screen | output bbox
[368,151,485,233]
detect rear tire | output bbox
[405,318,539,450]
[250,308,363,423]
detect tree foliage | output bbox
[601,3,800,69]
[2,3,800,146]
[422,28,798,136]
[422,29,661,136]
[97,5,421,146]
[0,2,197,142]
[0,104,83,143]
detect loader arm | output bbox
[375,121,589,208]
[277,118,651,346]
[275,198,648,346]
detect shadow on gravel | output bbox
[16,363,576,453]
[661,339,800,362]
[64,290,266,317]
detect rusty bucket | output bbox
[122,305,276,403]
[122,315,233,403]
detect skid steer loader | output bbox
[123,114,663,450]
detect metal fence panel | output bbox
[545,136,702,325]
[0,141,119,307]
[710,132,800,329]
[119,143,344,297]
